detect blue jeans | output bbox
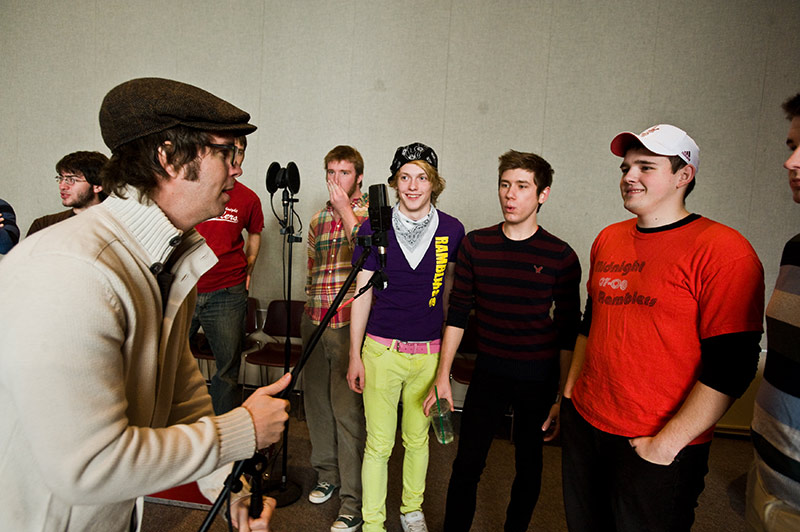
[189,282,247,414]
[561,398,711,532]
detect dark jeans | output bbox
[189,282,247,414]
[444,370,555,532]
[561,398,711,532]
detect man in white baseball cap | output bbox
[610,123,700,200]
[560,124,765,531]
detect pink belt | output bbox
[367,334,441,354]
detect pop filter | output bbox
[286,162,300,194]
[266,162,281,194]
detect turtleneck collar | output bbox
[101,189,186,271]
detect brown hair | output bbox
[497,150,553,195]
[100,126,211,200]
[782,93,800,119]
[56,151,110,200]
[324,145,364,178]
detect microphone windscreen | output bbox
[286,162,300,194]
[368,184,392,233]
[266,162,281,194]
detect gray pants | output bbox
[301,314,366,517]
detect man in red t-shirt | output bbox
[561,124,765,532]
[190,135,264,414]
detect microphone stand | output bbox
[266,187,302,507]
[290,238,380,379]
[199,234,384,531]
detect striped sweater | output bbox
[446,223,581,381]
[752,233,800,508]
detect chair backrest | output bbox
[263,299,305,339]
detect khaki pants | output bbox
[302,315,366,518]
[746,463,800,532]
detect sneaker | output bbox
[330,514,363,532]
[308,481,337,504]
[400,511,428,532]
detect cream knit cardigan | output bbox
[0,193,257,531]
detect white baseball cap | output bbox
[610,124,699,172]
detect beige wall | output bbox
[2,0,800,315]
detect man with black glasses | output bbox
[0,77,289,532]
[27,150,108,235]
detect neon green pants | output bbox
[360,336,439,532]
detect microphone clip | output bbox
[369,270,388,291]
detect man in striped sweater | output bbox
[423,150,581,532]
[746,93,800,531]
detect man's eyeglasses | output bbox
[54,174,87,186]
[207,143,245,168]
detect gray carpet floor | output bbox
[142,412,752,531]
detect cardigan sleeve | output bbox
[0,251,253,504]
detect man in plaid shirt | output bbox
[302,145,370,532]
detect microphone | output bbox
[266,162,301,195]
[368,184,392,271]
[282,188,289,226]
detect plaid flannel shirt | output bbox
[304,193,369,328]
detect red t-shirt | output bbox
[572,217,764,444]
[195,181,264,293]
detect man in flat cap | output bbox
[561,124,764,531]
[27,150,109,236]
[0,77,289,532]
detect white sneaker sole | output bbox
[308,490,335,504]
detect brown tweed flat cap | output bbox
[99,77,257,150]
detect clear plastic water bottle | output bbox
[429,397,454,444]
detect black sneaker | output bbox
[308,481,337,504]
[331,514,363,532]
